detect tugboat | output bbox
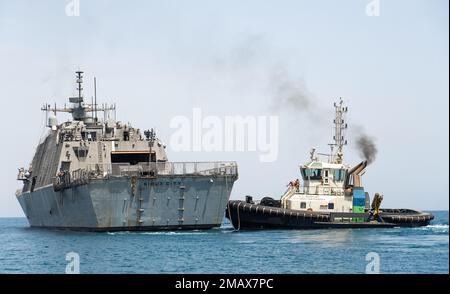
[226,99,433,230]
[16,71,238,231]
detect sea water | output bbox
[0,211,447,273]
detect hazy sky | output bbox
[0,0,448,216]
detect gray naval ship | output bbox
[16,71,238,231]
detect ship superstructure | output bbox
[16,71,238,231]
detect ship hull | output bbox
[17,175,236,231]
[225,200,434,230]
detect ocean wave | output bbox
[107,231,208,236]
[411,224,449,232]
[426,224,449,229]
[140,231,208,235]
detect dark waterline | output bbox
[0,211,448,274]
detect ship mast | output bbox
[330,98,348,164]
[41,70,116,125]
[76,71,83,106]
[71,71,87,121]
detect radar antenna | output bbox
[41,70,116,124]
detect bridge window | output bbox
[81,132,97,141]
[111,151,155,165]
[333,169,345,181]
[304,169,322,180]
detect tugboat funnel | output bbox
[345,160,368,188]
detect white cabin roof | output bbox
[302,160,348,170]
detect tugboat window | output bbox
[300,202,306,209]
[305,169,322,180]
[334,169,345,181]
[328,203,334,209]
[301,169,307,180]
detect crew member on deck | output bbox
[287,180,294,188]
[294,179,300,192]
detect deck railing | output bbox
[86,161,238,178]
[53,168,89,191]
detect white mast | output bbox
[330,98,348,164]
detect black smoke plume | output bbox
[355,134,377,164]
